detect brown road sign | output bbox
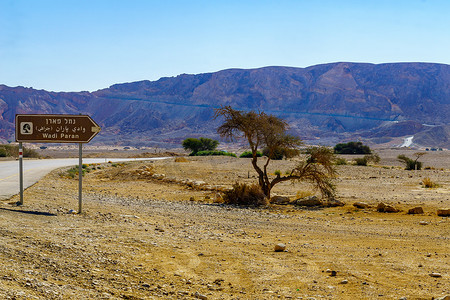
[15,114,101,143]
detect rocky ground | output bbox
[0,149,449,299]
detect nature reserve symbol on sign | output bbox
[20,122,33,135]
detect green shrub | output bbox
[223,182,268,206]
[192,150,237,157]
[61,167,85,179]
[239,151,262,158]
[0,147,6,157]
[61,163,101,178]
[334,141,371,154]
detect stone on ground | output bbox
[274,243,286,252]
[408,207,424,214]
[295,196,322,207]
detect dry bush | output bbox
[354,157,368,166]
[422,177,438,188]
[354,154,380,166]
[223,182,268,206]
[175,157,189,163]
[335,157,347,165]
[0,144,40,158]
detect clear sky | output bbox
[1,0,449,92]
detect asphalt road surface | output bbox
[0,157,166,200]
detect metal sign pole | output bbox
[19,142,23,205]
[78,143,82,213]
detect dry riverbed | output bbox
[0,152,449,299]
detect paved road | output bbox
[0,157,167,200]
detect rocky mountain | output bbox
[1,62,449,148]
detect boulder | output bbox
[294,196,323,207]
[353,201,370,209]
[437,209,450,217]
[270,196,291,205]
[377,202,399,213]
[408,207,424,214]
[325,197,345,207]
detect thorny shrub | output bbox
[223,182,268,206]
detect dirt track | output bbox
[0,151,449,299]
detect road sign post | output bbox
[19,142,23,205]
[15,114,101,212]
[79,143,83,213]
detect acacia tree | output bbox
[182,137,219,155]
[214,106,336,199]
[397,152,426,170]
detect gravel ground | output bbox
[0,151,449,299]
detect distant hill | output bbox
[1,62,449,148]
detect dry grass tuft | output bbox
[175,157,190,163]
[422,177,439,188]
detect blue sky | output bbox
[1,0,449,92]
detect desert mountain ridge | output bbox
[1,62,449,148]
